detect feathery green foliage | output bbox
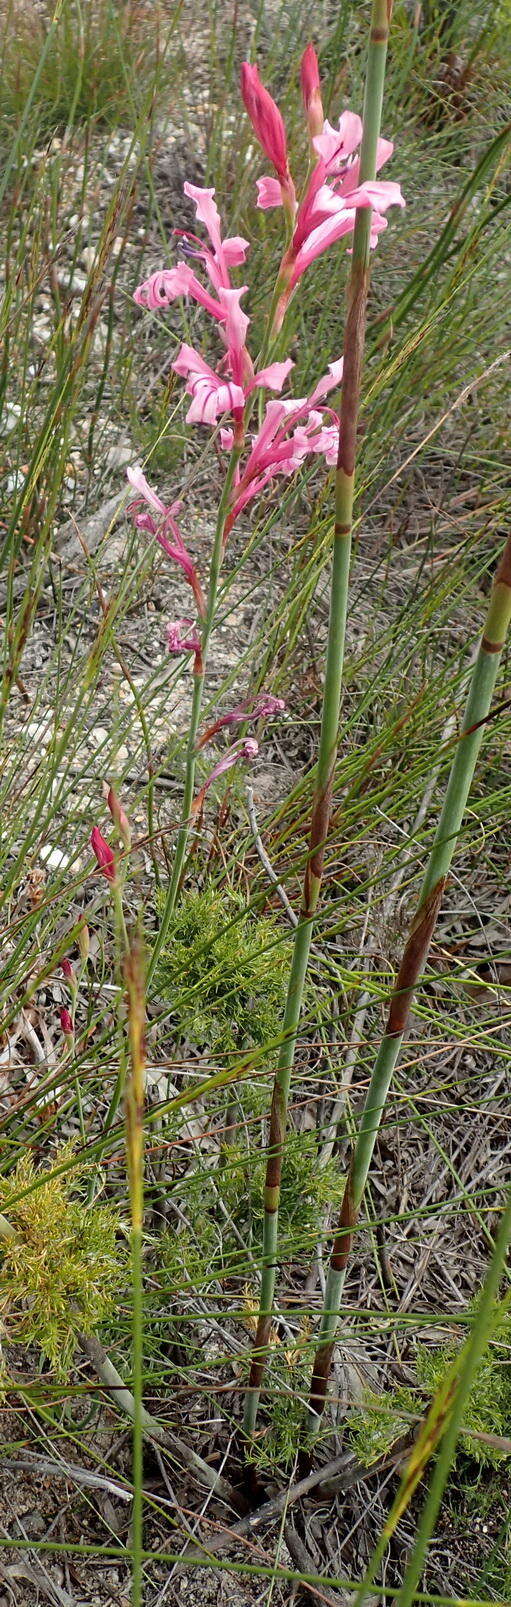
[153,884,291,1057]
[351,1302,511,1470]
[0,1151,123,1375]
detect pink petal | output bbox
[183,182,222,251]
[313,112,363,171]
[185,379,245,425]
[291,209,356,281]
[172,342,215,383]
[308,358,344,406]
[222,235,251,265]
[220,427,235,451]
[250,358,294,393]
[126,465,166,514]
[347,180,405,213]
[256,175,284,210]
[217,286,250,355]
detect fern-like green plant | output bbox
[154,885,291,1060]
[0,1151,124,1377]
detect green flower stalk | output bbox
[307,530,511,1438]
[243,0,395,1443]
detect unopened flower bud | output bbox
[300,44,324,140]
[91,826,116,881]
[107,786,132,852]
[60,1007,74,1038]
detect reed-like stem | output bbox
[243,0,394,1445]
[306,531,511,1436]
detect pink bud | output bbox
[60,1007,73,1037]
[300,44,324,139]
[106,787,132,852]
[61,959,74,981]
[241,62,289,181]
[90,826,116,882]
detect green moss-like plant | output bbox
[153,885,291,1060]
[0,1151,124,1377]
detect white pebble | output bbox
[40,845,71,872]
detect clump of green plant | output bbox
[0,0,166,135]
[154,885,291,1060]
[350,1303,511,1470]
[0,1151,124,1377]
[244,1333,312,1474]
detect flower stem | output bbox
[125,937,146,1607]
[306,532,511,1437]
[149,449,242,979]
[243,0,394,1447]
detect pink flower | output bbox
[182,184,250,293]
[192,737,259,815]
[198,692,286,748]
[173,343,245,425]
[172,340,294,430]
[223,360,343,530]
[166,618,202,655]
[91,826,115,882]
[300,44,324,139]
[126,465,206,617]
[134,185,250,324]
[60,1007,74,1037]
[134,264,224,321]
[166,618,203,673]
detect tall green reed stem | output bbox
[306,529,511,1437]
[243,0,394,1445]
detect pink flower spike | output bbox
[91,826,115,882]
[300,44,324,139]
[241,62,289,180]
[60,1007,74,1038]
